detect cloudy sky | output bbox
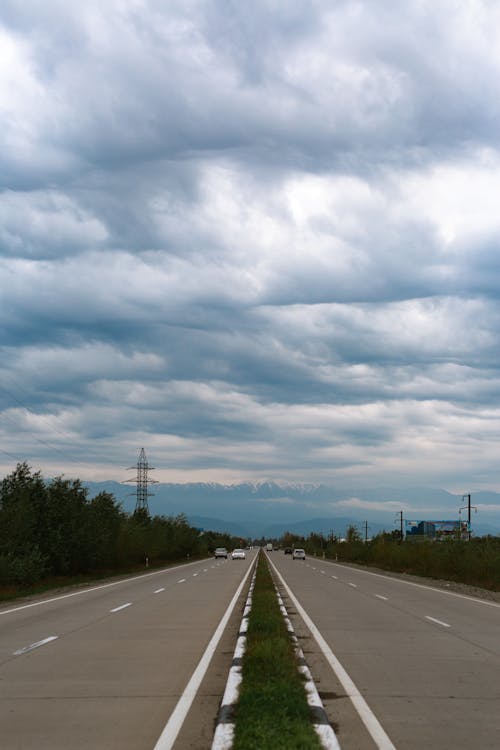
[2,0,500,493]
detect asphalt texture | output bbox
[268,552,500,750]
[0,553,257,750]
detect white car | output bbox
[231,548,246,560]
[292,548,306,560]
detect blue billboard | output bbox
[405,520,468,539]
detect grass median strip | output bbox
[232,553,323,750]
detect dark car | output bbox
[284,547,293,555]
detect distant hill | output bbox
[82,480,500,538]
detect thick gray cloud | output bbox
[1,0,500,511]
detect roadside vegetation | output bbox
[233,552,322,750]
[278,527,500,590]
[0,462,243,601]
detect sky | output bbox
[2,1,500,496]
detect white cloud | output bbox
[1,0,500,520]
[335,497,410,512]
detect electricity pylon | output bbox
[123,448,158,516]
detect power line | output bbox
[0,446,27,463]
[0,381,95,471]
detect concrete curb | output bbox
[276,588,341,750]
[211,569,256,750]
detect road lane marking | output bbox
[203,568,208,572]
[425,616,451,628]
[331,575,338,579]
[320,561,500,609]
[0,558,213,617]
[154,588,165,594]
[153,560,256,750]
[177,579,186,583]
[375,595,388,601]
[193,573,198,577]
[13,636,58,656]
[321,570,326,574]
[110,603,132,613]
[268,557,397,750]
[348,582,357,588]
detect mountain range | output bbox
[83,480,500,539]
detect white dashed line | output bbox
[331,575,338,580]
[425,615,451,628]
[193,573,198,577]
[13,636,58,656]
[177,579,186,583]
[154,588,165,594]
[268,558,397,750]
[375,594,388,601]
[348,582,357,588]
[110,603,132,613]
[153,561,255,750]
[0,558,211,617]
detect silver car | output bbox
[231,548,246,560]
[292,548,306,560]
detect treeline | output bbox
[279,528,500,590]
[0,463,244,589]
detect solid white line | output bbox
[320,560,500,609]
[0,558,210,617]
[110,603,132,613]
[211,571,256,750]
[375,595,388,601]
[154,588,165,594]
[425,616,451,628]
[153,561,256,750]
[275,590,340,750]
[13,636,58,656]
[268,557,397,750]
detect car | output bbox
[284,547,293,555]
[292,548,306,560]
[231,548,246,560]
[214,547,228,559]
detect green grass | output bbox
[233,553,323,750]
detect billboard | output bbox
[405,520,468,539]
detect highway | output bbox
[268,552,500,750]
[2,549,498,749]
[0,552,257,750]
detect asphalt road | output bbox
[268,552,500,750]
[0,552,257,750]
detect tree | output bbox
[346,524,362,543]
[0,463,49,584]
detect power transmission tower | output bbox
[123,448,158,516]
